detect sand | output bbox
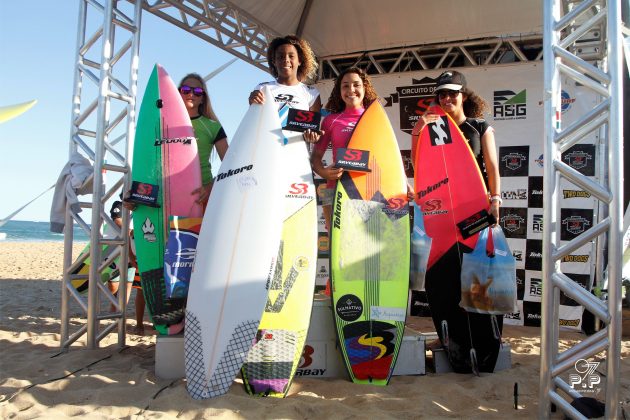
[0,241,628,419]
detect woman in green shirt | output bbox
[178,73,229,207]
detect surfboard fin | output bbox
[470,348,480,376]
[440,320,449,348]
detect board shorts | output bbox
[319,186,335,206]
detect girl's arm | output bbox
[481,128,501,222]
[310,146,343,181]
[214,137,228,160]
[410,111,440,167]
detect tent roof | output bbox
[231,0,543,58]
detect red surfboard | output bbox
[414,105,491,268]
[414,104,500,374]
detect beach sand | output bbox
[0,241,628,419]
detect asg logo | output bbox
[530,278,542,297]
[429,117,453,146]
[563,150,593,170]
[501,213,525,232]
[532,214,543,233]
[493,89,527,120]
[501,152,527,171]
[563,215,591,235]
[561,90,576,113]
[569,359,601,393]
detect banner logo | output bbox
[493,89,527,120]
[562,215,591,235]
[560,90,576,113]
[383,76,437,133]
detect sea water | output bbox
[0,220,90,242]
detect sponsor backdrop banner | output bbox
[315,63,598,331]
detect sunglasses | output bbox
[179,85,204,97]
[437,89,461,99]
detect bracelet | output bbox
[490,194,502,205]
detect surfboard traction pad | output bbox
[141,268,186,327]
[331,173,409,385]
[185,311,259,399]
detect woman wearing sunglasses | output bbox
[411,70,500,223]
[411,70,502,373]
[178,73,229,207]
[248,35,322,143]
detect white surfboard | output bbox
[241,106,318,397]
[185,86,286,399]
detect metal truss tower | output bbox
[61,0,142,349]
[540,0,626,418]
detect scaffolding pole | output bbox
[60,0,142,350]
[540,0,625,418]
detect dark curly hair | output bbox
[324,67,378,114]
[435,85,488,118]
[267,35,318,84]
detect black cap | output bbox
[435,71,467,91]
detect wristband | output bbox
[490,194,502,205]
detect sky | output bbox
[0,1,270,222]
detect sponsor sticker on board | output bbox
[128,181,160,207]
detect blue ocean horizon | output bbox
[0,220,90,242]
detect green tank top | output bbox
[191,116,226,184]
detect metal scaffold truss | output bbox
[540,0,626,418]
[61,0,142,350]
[318,35,545,79]
[139,0,279,71]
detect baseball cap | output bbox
[435,71,467,91]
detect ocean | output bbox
[0,220,90,242]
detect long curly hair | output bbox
[324,67,379,114]
[267,35,318,84]
[434,82,489,119]
[178,73,220,123]
[461,88,489,118]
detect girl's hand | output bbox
[192,183,213,204]
[412,111,440,137]
[303,129,324,144]
[406,183,415,202]
[249,90,264,105]
[323,165,344,181]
